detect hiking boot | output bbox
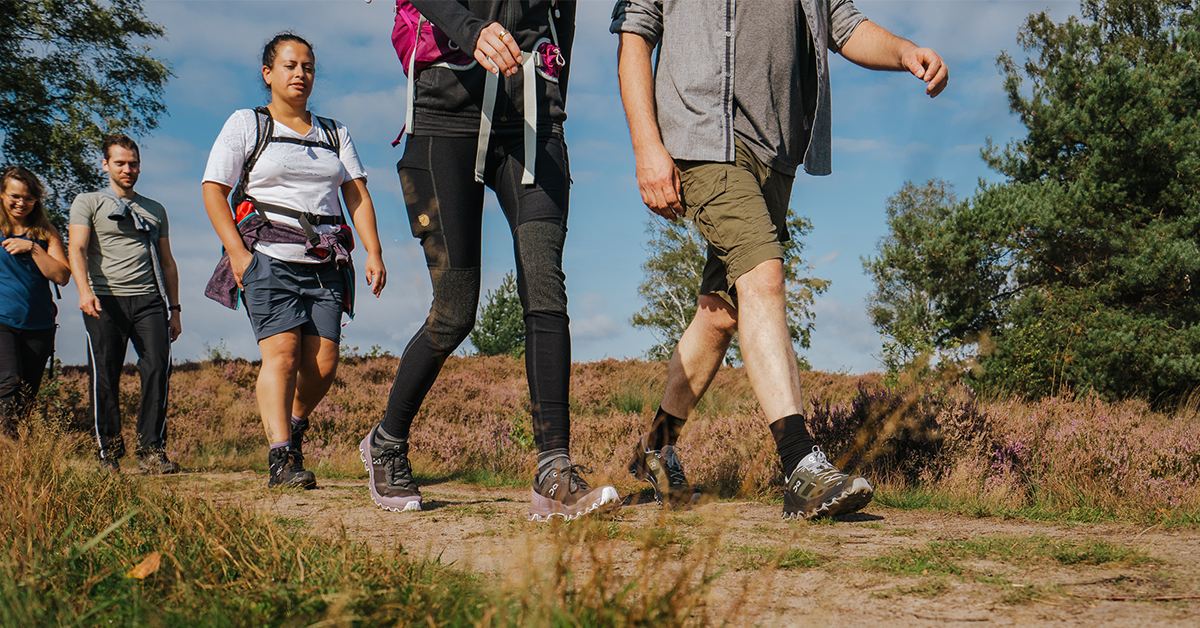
[268,445,316,489]
[137,448,180,475]
[359,423,422,512]
[98,456,120,474]
[290,417,310,456]
[529,456,620,522]
[628,437,700,507]
[782,447,873,520]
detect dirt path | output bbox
[165,472,1199,627]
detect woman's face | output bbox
[263,41,315,105]
[2,179,36,224]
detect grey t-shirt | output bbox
[732,0,818,176]
[69,191,169,296]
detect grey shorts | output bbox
[241,250,344,343]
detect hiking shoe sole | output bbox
[528,486,621,522]
[359,433,422,512]
[783,476,873,521]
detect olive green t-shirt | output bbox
[69,191,169,296]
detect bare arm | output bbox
[839,21,948,97]
[67,224,102,317]
[1,227,70,285]
[341,178,387,297]
[157,236,182,342]
[617,32,683,220]
[201,181,254,288]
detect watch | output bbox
[168,304,182,312]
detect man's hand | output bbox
[168,312,181,342]
[79,292,103,318]
[637,143,684,220]
[474,22,522,76]
[230,248,254,289]
[365,252,387,297]
[902,47,948,97]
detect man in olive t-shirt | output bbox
[68,134,181,474]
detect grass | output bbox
[863,534,1156,578]
[724,544,824,571]
[0,426,726,628]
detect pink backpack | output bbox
[391,1,473,79]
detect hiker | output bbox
[361,0,620,521]
[611,0,948,518]
[202,33,387,490]
[69,135,183,474]
[0,167,70,436]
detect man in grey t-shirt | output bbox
[68,134,182,475]
[612,0,948,520]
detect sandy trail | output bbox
[165,471,1198,627]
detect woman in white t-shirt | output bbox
[201,33,387,490]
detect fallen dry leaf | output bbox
[126,552,161,580]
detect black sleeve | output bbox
[411,0,490,57]
[557,1,577,105]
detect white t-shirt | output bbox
[203,108,367,263]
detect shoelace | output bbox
[661,448,689,487]
[564,464,592,493]
[379,447,417,489]
[798,448,848,485]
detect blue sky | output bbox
[52,0,1082,372]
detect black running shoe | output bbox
[359,423,422,512]
[782,447,873,520]
[529,457,620,522]
[628,436,700,507]
[137,448,180,475]
[268,445,316,489]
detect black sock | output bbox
[770,415,815,476]
[644,407,686,451]
[375,423,407,446]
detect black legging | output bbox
[382,128,572,452]
[0,322,55,435]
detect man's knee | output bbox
[734,258,786,300]
[695,293,738,338]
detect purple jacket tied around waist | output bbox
[204,212,356,316]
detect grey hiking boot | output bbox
[137,447,180,475]
[529,456,620,522]
[782,447,873,520]
[268,445,316,489]
[628,437,700,507]
[359,423,422,512]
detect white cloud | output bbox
[571,313,622,342]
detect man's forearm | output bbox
[67,226,93,297]
[617,32,665,157]
[838,20,915,71]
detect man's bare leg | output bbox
[660,294,738,419]
[732,258,804,420]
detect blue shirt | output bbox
[0,234,55,330]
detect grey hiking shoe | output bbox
[137,448,180,475]
[268,445,316,489]
[628,437,700,507]
[98,456,120,474]
[529,457,620,522]
[359,423,422,512]
[782,447,873,520]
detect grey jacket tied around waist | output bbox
[100,189,168,306]
[609,0,865,176]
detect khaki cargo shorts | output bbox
[676,138,795,307]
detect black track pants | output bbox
[83,294,171,460]
[383,131,572,453]
[0,323,55,434]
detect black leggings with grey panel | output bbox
[381,130,572,453]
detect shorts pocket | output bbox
[240,250,263,285]
[679,166,728,220]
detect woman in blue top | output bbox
[0,166,71,436]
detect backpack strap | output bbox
[231,107,274,206]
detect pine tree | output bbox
[470,271,526,358]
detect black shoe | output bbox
[98,456,120,474]
[137,448,180,475]
[359,423,422,512]
[628,435,700,507]
[268,445,316,489]
[290,417,309,455]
